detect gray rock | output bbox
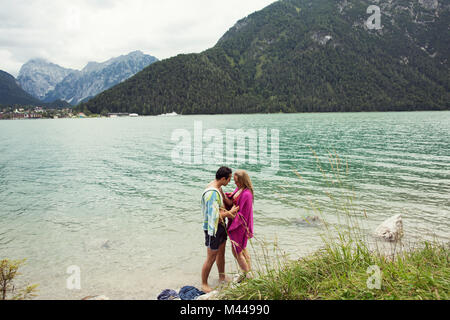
[311,32,333,45]
[374,214,404,242]
[196,290,220,301]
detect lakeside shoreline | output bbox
[2,109,450,121]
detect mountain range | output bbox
[0,70,71,108]
[78,0,450,115]
[17,51,158,105]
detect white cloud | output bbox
[0,0,275,77]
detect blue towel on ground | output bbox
[179,286,205,300]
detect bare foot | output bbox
[201,284,213,293]
[219,276,231,284]
[234,273,251,284]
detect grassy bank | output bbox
[220,241,449,300]
[221,151,449,300]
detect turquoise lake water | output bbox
[0,111,449,299]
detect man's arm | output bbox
[220,187,233,209]
[219,205,239,221]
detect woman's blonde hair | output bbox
[234,170,254,199]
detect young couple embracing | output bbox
[201,166,254,293]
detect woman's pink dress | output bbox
[227,188,254,254]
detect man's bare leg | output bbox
[201,248,218,293]
[216,241,230,283]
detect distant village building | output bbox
[25,112,42,119]
[12,112,25,119]
[108,113,129,118]
[0,106,72,120]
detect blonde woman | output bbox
[226,170,254,276]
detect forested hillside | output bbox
[78,0,450,115]
[0,70,42,106]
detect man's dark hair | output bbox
[216,167,232,180]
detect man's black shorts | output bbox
[204,223,227,251]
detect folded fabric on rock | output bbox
[157,289,179,300]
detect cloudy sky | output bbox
[0,0,275,77]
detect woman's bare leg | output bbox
[242,248,251,270]
[232,247,250,273]
[231,245,237,259]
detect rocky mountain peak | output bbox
[17,51,158,105]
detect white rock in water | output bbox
[82,295,110,300]
[196,290,220,301]
[374,214,404,241]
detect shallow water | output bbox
[0,111,449,299]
